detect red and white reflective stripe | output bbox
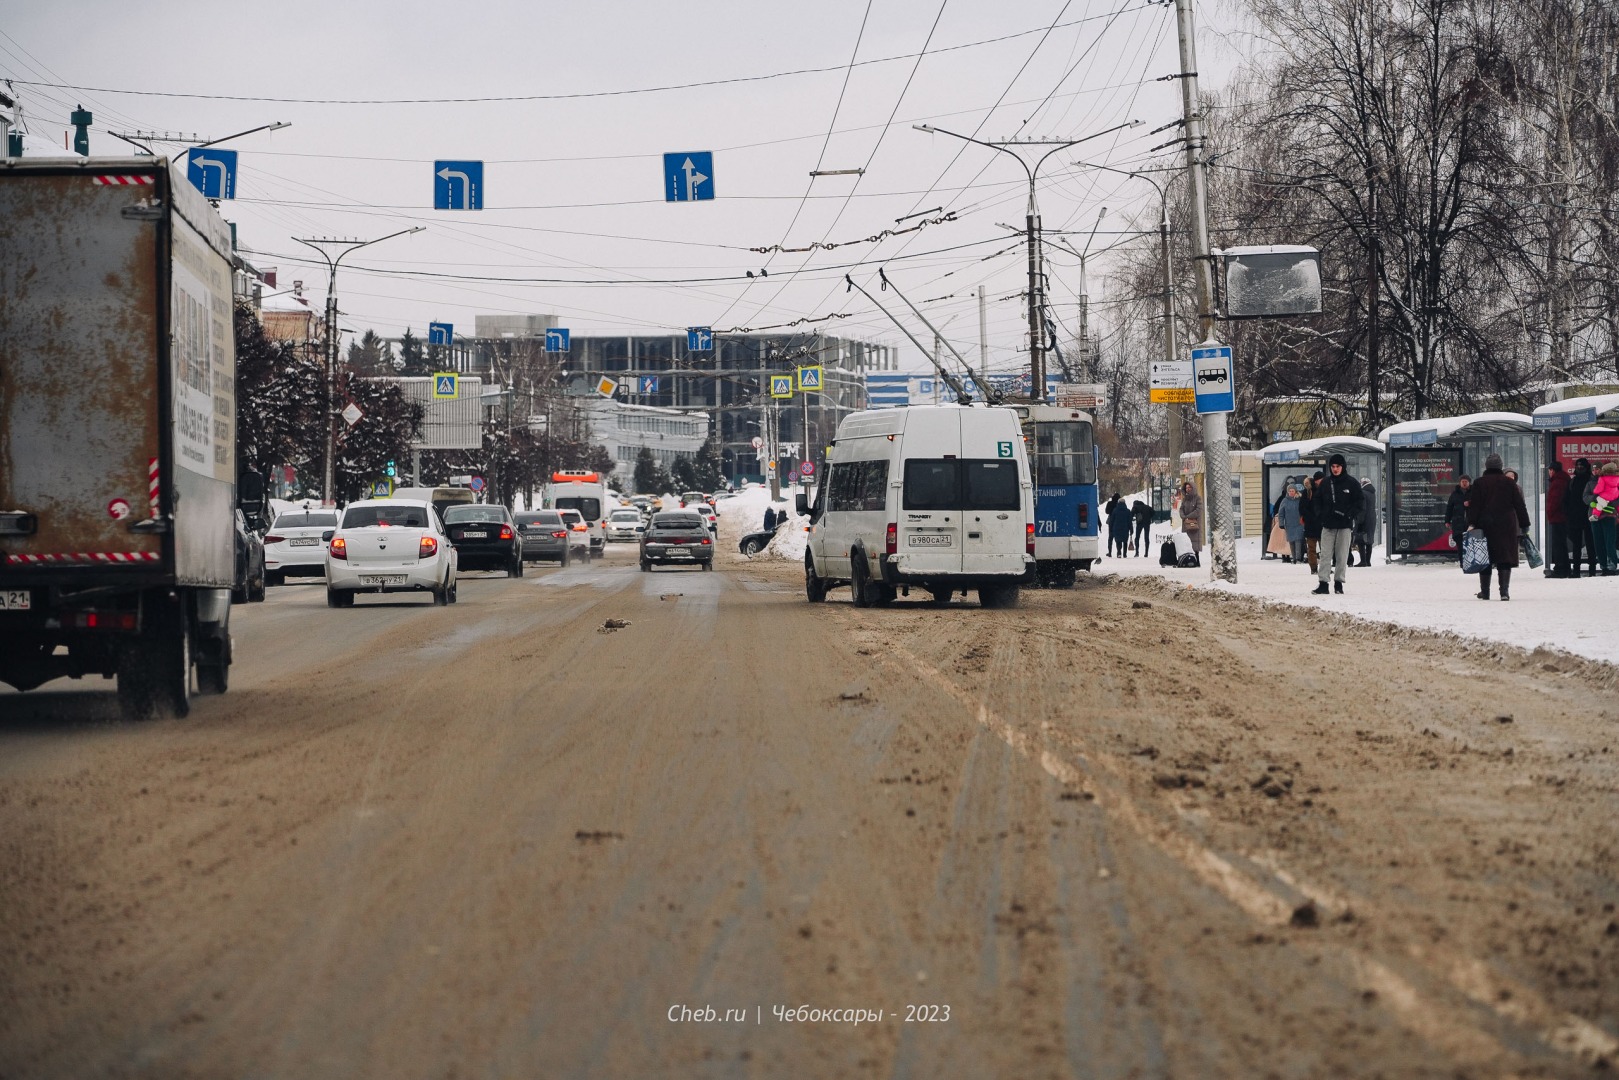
[148,457,161,515]
[4,552,161,566]
[91,175,155,186]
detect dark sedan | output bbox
[514,510,573,566]
[639,512,714,572]
[443,504,523,577]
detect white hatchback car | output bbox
[324,498,458,607]
[263,508,340,585]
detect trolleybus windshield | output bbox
[1031,421,1096,486]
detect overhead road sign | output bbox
[597,376,618,397]
[796,365,823,392]
[1191,344,1235,415]
[770,375,794,399]
[428,322,453,346]
[687,327,713,351]
[638,376,659,394]
[186,148,237,200]
[433,372,459,399]
[434,160,483,210]
[664,152,714,202]
[545,328,570,353]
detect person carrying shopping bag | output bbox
[1590,462,1619,575]
[1466,454,1531,600]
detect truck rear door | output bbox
[0,166,164,575]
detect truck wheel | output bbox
[1053,564,1077,588]
[805,557,828,603]
[979,584,1020,609]
[117,598,191,720]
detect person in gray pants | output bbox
[1312,453,1364,595]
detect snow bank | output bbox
[717,484,806,561]
[1103,533,1619,666]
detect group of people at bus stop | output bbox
[1445,457,1619,590]
[1264,455,1375,594]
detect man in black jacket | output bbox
[1312,453,1364,595]
[1566,458,1596,576]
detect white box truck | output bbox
[0,158,239,718]
[799,405,1036,608]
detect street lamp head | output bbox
[912,124,935,133]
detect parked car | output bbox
[605,507,646,542]
[640,511,714,571]
[263,508,340,585]
[324,499,458,607]
[514,509,573,565]
[232,509,266,604]
[557,509,594,561]
[801,405,1035,608]
[443,504,523,577]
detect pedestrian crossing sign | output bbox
[770,375,794,399]
[597,376,618,397]
[796,365,822,392]
[433,372,458,399]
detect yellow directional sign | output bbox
[770,374,794,399]
[432,372,458,399]
[1150,388,1195,404]
[796,365,823,392]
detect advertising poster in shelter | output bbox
[1553,434,1619,472]
[1390,447,1463,554]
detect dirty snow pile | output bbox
[716,484,807,561]
[1104,532,1619,666]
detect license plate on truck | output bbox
[908,534,953,547]
[0,590,30,610]
[359,575,407,586]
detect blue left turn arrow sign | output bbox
[186,148,238,200]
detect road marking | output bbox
[877,636,1617,1072]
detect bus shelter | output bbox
[1178,450,1265,539]
[1258,437,1385,558]
[1533,394,1619,475]
[1377,412,1538,559]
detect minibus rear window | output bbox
[903,460,958,510]
[962,460,1020,510]
[903,459,1021,511]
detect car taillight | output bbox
[499,525,514,540]
[419,536,438,559]
[330,537,347,560]
[1026,522,1036,555]
[263,534,286,545]
[885,522,897,556]
[701,537,712,545]
[553,530,568,538]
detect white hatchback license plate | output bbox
[1,590,31,611]
[289,537,318,547]
[908,534,953,547]
[360,575,407,586]
[461,531,488,539]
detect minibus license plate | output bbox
[0,590,30,610]
[908,534,952,547]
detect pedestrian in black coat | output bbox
[1311,453,1364,594]
[1353,477,1377,566]
[1130,500,1152,556]
[1467,454,1531,600]
[1299,475,1324,572]
[1444,476,1472,558]
[1565,458,1597,576]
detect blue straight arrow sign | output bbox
[663,152,714,202]
[186,148,237,200]
[686,326,713,351]
[434,160,483,210]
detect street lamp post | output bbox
[294,227,425,505]
[913,119,1138,402]
[1073,161,1185,466]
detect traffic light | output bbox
[386,460,396,477]
[70,106,91,157]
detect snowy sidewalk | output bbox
[1100,535,1619,666]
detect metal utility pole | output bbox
[977,285,988,386]
[294,227,425,505]
[1173,0,1237,582]
[913,120,1138,402]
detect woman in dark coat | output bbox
[1444,475,1472,558]
[1299,474,1323,572]
[1466,454,1530,601]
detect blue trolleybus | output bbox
[1014,404,1100,586]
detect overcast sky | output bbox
[3,0,1250,374]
